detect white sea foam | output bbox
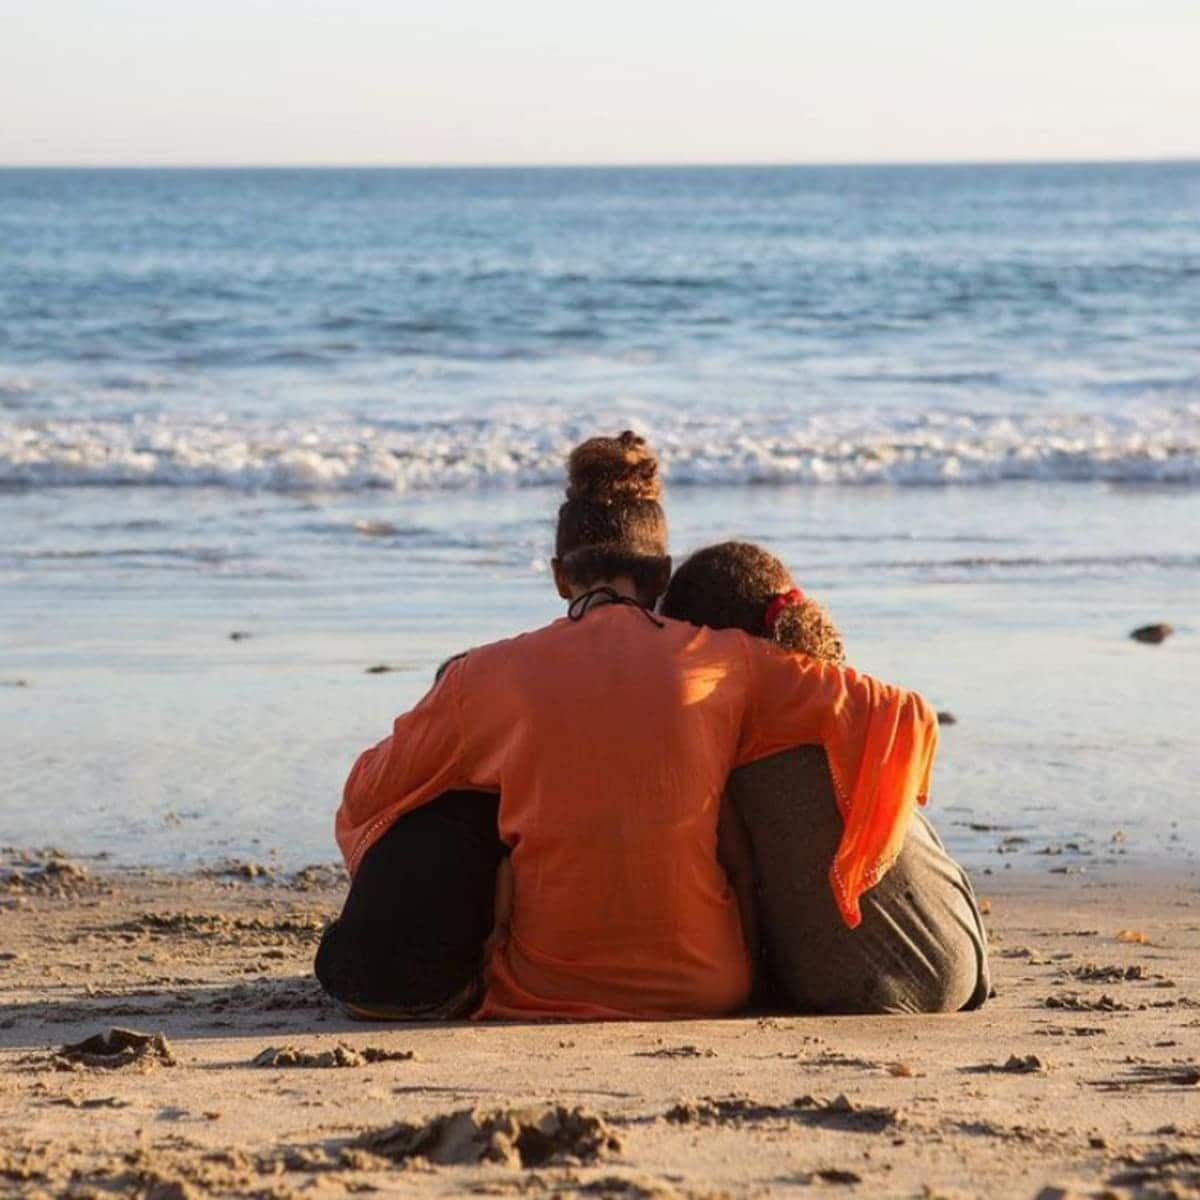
[2,406,1198,492]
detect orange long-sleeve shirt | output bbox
[337,604,937,1020]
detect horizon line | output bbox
[2,154,1199,171]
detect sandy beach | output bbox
[2,850,1197,1199]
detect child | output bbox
[662,542,990,1013]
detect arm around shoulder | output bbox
[335,655,472,873]
[734,636,940,927]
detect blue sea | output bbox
[1,165,1197,873]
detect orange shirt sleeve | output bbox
[735,639,939,929]
[336,656,486,875]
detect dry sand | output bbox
[1,850,1197,1199]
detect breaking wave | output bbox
[2,406,1198,492]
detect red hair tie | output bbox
[764,588,805,634]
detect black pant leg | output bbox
[315,790,504,1011]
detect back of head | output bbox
[660,541,845,663]
[555,431,669,604]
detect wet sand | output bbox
[2,851,1198,1199]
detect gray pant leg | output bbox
[850,812,991,1012]
[728,747,989,1015]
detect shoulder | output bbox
[654,618,765,690]
[449,618,573,676]
[656,615,751,655]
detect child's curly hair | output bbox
[660,541,845,664]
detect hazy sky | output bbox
[3,0,1198,165]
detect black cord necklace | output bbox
[567,586,664,628]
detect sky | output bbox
[2,0,1199,166]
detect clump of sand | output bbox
[252,1043,415,1069]
[1,849,97,900]
[354,1104,622,1168]
[54,1027,176,1071]
[665,1092,897,1134]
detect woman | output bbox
[318,432,939,1020]
[662,542,990,1014]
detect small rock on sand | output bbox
[802,1168,863,1185]
[1129,623,1173,644]
[1002,1054,1048,1074]
[936,711,958,725]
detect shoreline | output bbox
[3,854,1198,1198]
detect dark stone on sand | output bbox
[936,710,957,725]
[813,1169,863,1185]
[364,664,397,674]
[1130,623,1173,644]
[228,630,252,641]
[1001,1054,1047,1074]
[0,679,29,688]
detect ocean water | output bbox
[1,165,1197,874]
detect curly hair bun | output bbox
[566,431,661,504]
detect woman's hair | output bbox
[660,541,845,663]
[555,431,669,603]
